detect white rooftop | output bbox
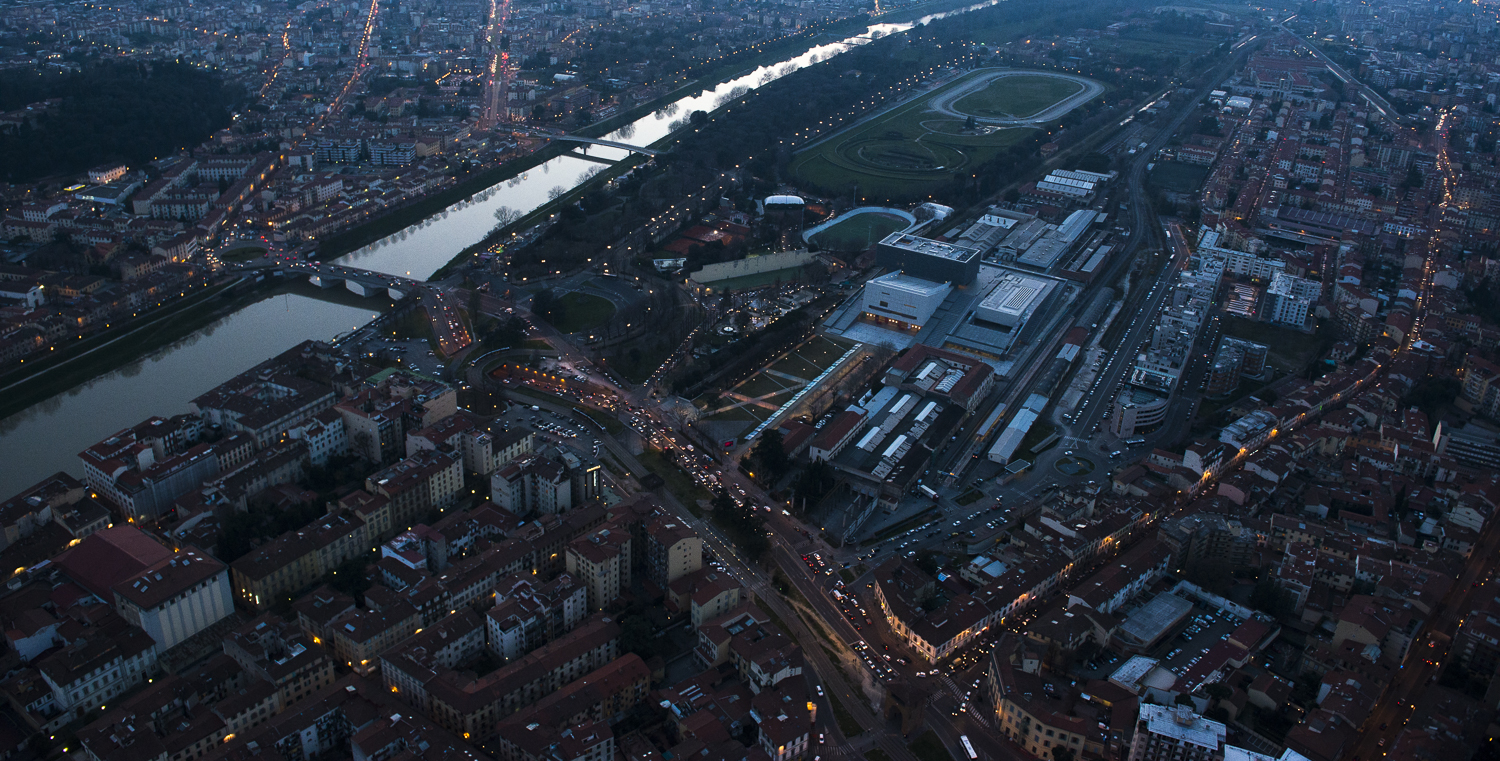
[1138,704,1226,750]
[880,232,980,262]
[868,270,953,296]
[976,272,1051,319]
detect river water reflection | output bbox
[0,291,380,496]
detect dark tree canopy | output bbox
[0,61,241,182]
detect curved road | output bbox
[926,69,1105,126]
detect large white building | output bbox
[1128,705,1226,761]
[861,272,953,329]
[973,272,1054,329]
[1110,389,1170,438]
[113,547,234,651]
[1264,272,1322,327]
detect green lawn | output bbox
[639,448,712,508]
[1221,317,1333,374]
[736,372,795,399]
[703,404,767,424]
[1020,422,1060,457]
[952,74,1083,118]
[521,338,553,350]
[955,488,983,506]
[908,731,956,761]
[550,292,616,334]
[219,246,268,262]
[791,69,1057,201]
[825,687,865,738]
[699,265,811,292]
[1150,161,1212,194]
[811,212,910,251]
[579,407,626,436]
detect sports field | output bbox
[952,75,1083,119]
[549,292,616,334]
[791,69,1099,201]
[810,212,910,252]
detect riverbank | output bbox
[0,276,387,423]
[317,0,982,273]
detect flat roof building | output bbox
[861,272,953,329]
[875,233,980,285]
[974,272,1055,328]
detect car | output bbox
[816,685,824,697]
[819,733,825,744]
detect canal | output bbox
[0,0,999,494]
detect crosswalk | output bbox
[939,675,996,730]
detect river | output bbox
[334,0,1002,280]
[0,0,998,496]
[0,291,381,497]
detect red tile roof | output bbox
[55,526,173,602]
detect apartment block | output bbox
[37,613,158,719]
[566,524,632,611]
[1128,704,1226,761]
[406,409,497,475]
[642,514,702,589]
[113,546,233,651]
[491,455,575,517]
[191,372,337,449]
[336,373,456,463]
[366,449,464,530]
[486,572,588,662]
[381,613,621,740]
[491,654,648,761]
[230,512,369,610]
[224,614,337,710]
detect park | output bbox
[790,68,1103,201]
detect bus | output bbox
[959,735,978,760]
[1125,438,1146,446]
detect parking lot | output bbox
[1157,606,1244,673]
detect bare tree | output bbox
[493,206,522,226]
[548,185,567,201]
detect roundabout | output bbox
[1054,453,1096,477]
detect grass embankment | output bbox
[955,488,984,506]
[908,731,957,761]
[638,448,711,511]
[0,277,259,421]
[862,508,939,546]
[825,688,865,738]
[580,407,626,436]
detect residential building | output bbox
[1128,704,1226,761]
[566,524,632,611]
[490,455,575,516]
[37,613,158,719]
[642,514,702,589]
[113,546,233,651]
[366,449,464,530]
[230,512,369,610]
[224,613,337,709]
